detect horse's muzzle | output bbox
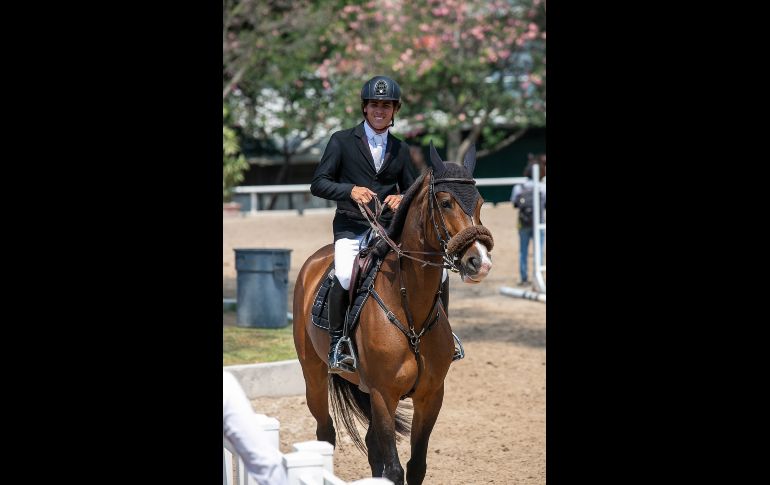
[449,226,493,284]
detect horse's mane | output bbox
[385,172,426,243]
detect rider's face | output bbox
[364,100,397,132]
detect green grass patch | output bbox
[223,324,297,366]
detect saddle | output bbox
[310,238,384,335]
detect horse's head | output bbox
[424,141,493,284]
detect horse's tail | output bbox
[328,374,411,455]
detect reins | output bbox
[355,169,477,399]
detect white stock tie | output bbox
[372,135,384,171]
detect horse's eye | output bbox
[440,200,452,209]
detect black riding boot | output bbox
[328,276,353,374]
[441,276,465,362]
[440,276,449,316]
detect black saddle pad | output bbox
[310,265,334,330]
[311,258,383,333]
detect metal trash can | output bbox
[234,248,292,328]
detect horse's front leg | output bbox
[369,388,404,485]
[406,384,444,485]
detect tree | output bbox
[317,0,546,161]
[224,0,342,207]
[223,106,249,201]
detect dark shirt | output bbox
[311,122,417,240]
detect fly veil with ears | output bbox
[425,141,494,265]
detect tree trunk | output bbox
[447,128,462,163]
[267,151,293,210]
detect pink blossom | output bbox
[350,21,360,30]
[419,23,430,32]
[415,114,425,121]
[458,113,466,121]
[346,106,353,113]
[323,80,331,89]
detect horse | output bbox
[293,143,494,485]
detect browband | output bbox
[433,177,476,184]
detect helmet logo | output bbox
[374,80,388,96]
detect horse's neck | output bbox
[395,191,444,312]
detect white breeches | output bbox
[335,236,448,290]
[334,235,366,290]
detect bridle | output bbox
[356,168,488,399]
[357,168,478,273]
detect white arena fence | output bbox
[232,177,529,215]
[232,175,546,295]
[223,413,393,485]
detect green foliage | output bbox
[223,107,249,201]
[223,0,547,175]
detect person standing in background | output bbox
[511,154,546,286]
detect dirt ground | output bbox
[223,203,545,484]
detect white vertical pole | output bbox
[250,193,258,216]
[223,445,233,485]
[532,163,546,293]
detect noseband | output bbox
[429,171,494,272]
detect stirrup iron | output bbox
[452,332,465,362]
[329,336,357,373]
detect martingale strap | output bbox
[369,286,442,400]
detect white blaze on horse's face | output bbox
[457,201,492,284]
[460,241,492,284]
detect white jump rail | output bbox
[223,413,394,485]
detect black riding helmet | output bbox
[360,75,402,127]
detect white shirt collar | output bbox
[364,121,389,143]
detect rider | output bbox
[310,75,417,374]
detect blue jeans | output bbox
[518,227,545,282]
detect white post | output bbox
[283,451,324,485]
[349,479,395,485]
[223,444,233,485]
[250,193,258,216]
[292,440,334,474]
[532,163,546,293]
[254,413,281,449]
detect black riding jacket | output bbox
[311,122,417,240]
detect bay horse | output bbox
[293,143,493,485]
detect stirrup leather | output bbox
[451,332,465,362]
[328,336,358,374]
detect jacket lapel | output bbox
[354,123,376,171]
[378,134,398,173]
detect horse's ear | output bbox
[463,144,477,175]
[428,140,446,173]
